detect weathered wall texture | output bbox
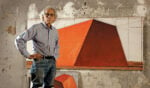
[0,0,150,88]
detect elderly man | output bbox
[15,7,59,88]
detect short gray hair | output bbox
[39,6,57,21]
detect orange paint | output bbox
[57,20,93,66]
[55,74,77,88]
[57,19,128,67]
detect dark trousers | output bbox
[31,58,56,88]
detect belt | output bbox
[43,56,55,61]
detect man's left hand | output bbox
[29,53,43,59]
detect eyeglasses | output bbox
[44,13,55,17]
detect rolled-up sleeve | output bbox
[15,25,36,58]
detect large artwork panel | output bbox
[27,17,143,70]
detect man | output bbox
[15,7,59,88]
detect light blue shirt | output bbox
[15,22,59,59]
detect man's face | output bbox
[43,9,56,25]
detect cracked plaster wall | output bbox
[0,0,150,88]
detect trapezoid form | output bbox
[57,19,128,67]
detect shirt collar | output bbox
[41,22,53,30]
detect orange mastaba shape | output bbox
[54,74,77,88]
[57,19,128,67]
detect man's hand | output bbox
[28,53,43,59]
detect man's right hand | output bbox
[28,53,43,59]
